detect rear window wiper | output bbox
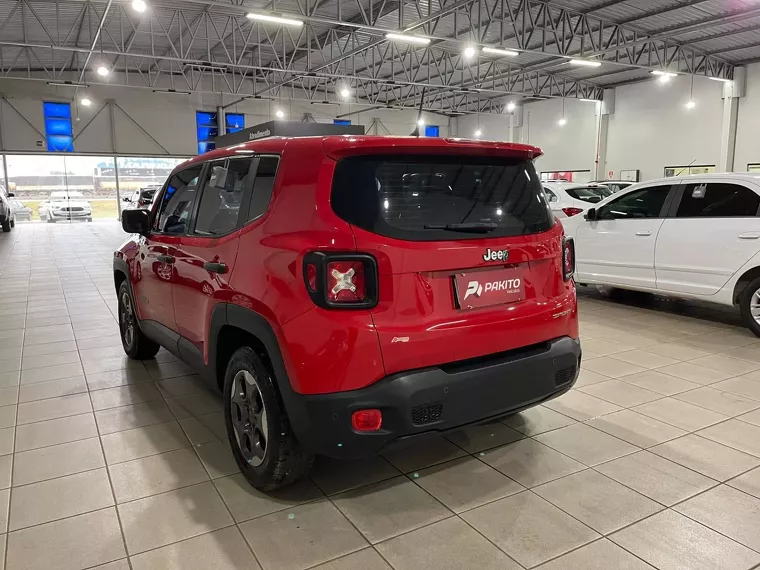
[423,222,498,233]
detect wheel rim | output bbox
[119,291,136,348]
[230,370,268,467]
[751,290,760,325]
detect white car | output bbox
[562,173,760,335]
[542,182,612,218]
[590,180,636,193]
[40,191,92,223]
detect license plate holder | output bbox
[454,267,525,310]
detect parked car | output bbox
[40,191,92,222]
[543,181,612,218]
[590,180,635,193]
[115,136,580,491]
[0,191,15,232]
[123,186,160,210]
[562,173,760,335]
[10,199,32,222]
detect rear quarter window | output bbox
[331,154,553,241]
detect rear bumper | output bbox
[286,336,581,459]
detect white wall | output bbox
[735,63,760,170]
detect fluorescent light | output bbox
[506,101,516,112]
[558,118,567,126]
[709,76,732,83]
[385,33,431,45]
[152,88,191,95]
[569,59,602,67]
[580,98,599,103]
[132,0,146,13]
[685,100,696,109]
[417,118,425,126]
[483,47,519,57]
[658,75,671,84]
[246,13,303,26]
[651,70,677,77]
[474,130,482,137]
[96,65,109,77]
[80,98,91,107]
[275,109,285,118]
[464,46,477,59]
[339,87,350,98]
[47,81,87,87]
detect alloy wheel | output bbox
[751,289,760,325]
[230,369,268,467]
[119,291,136,348]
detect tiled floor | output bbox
[2,222,760,569]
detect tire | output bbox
[224,346,314,491]
[47,218,56,223]
[10,218,15,228]
[86,217,93,222]
[740,277,760,338]
[1,219,10,232]
[117,281,160,359]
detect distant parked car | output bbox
[0,192,15,232]
[10,200,32,222]
[591,180,636,193]
[39,191,92,222]
[123,186,159,210]
[542,182,612,218]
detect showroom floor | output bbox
[1,223,760,570]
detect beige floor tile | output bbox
[16,392,91,424]
[537,538,657,570]
[85,368,153,391]
[95,400,175,435]
[712,376,760,401]
[728,466,760,499]
[156,374,210,398]
[311,549,391,570]
[376,517,521,570]
[310,456,400,496]
[130,527,261,570]
[195,439,240,479]
[618,370,700,396]
[214,473,323,522]
[587,409,687,448]
[382,436,466,473]
[579,380,663,407]
[20,340,78,357]
[738,407,760,427]
[609,510,760,570]
[443,421,522,453]
[581,339,633,356]
[240,500,367,570]
[101,421,189,464]
[644,343,713,361]
[596,450,717,506]
[657,361,734,385]
[691,354,760,376]
[13,436,105,485]
[612,349,679,369]
[462,491,599,568]
[0,406,16,429]
[697,418,760,457]
[573,368,611,387]
[333,476,450,543]
[0,488,8,533]
[633,398,728,432]
[481,438,585,487]
[166,393,223,419]
[14,413,97,452]
[19,362,83,384]
[721,345,760,364]
[9,468,114,530]
[0,427,13,456]
[117,481,233,555]
[542,390,622,421]
[674,387,760,417]
[5,507,126,570]
[17,376,87,403]
[0,454,12,489]
[413,456,523,513]
[583,357,648,378]
[535,423,639,466]
[108,448,209,503]
[21,350,80,370]
[0,387,18,408]
[503,405,576,435]
[0,373,19,389]
[650,434,760,481]
[90,383,162,411]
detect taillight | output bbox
[352,409,382,432]
[562,238,575,281]
[562,207,584,217]
[303,252,378,309]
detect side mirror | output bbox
[121,208,151,235]
[585,208,597,221]
[6,193,14,198]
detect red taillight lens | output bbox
[562,207,584,217]
[327,261,366,303]
[352,409,382,432]
[563,238,575,281]
[305,263,317,292]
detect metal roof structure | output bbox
[0,0,754,114]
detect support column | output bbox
[217,105,226,136]
[719,66,745,173]
[109,99,123,221]
[594,89,614,181]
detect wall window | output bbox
[333,119,351,126]
[43,102,74,152]
[540,170,591,183]
[748,164,760,173]
[196,111,218,155]
[664,165,715,177]
[424,125,440,137]
[226,113,245,133]
[677,183,760,218]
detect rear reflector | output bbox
[563,237,575,281]
[561,207,584,217]
[351,409,382,431]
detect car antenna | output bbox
[410,88,427,137]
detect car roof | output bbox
[634,172,760,186]
[542,181,604,189]
[175,135,543,174]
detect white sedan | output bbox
[562,173,760,335]
[542,182,612,219]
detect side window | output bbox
[598,186,671,220]
[154,165,203,234]
[543,188,558,203]
[677,183,760,218]
[247,156,279,221]
[194,157,253,236]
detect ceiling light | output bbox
[275,109,285,118]
[709,76,732,83]
[246,13,304,26]
[339,87,350,98]
[80,98,91,107]
[131,0,146,13]
[580,98,599,103]
[651,70,677,77]
[385,33,431,45]
[474,130,482,137]
[483,47,519,57]
[417,118,425,126]
[96,65,109,77]
[506,101,516,112]
[558,118,567,126]
[658,75,671,84]
[464,46,477,59]
[685,100,696,109]
[47,81,88,87]
[569,59,602,67]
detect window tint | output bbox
[154,165,203,234]
[194,157,252,235]
[247,156,279,221]
[676,183,760,218]
[332,155,553,241]
[598,186,671,220]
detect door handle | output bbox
[203,262,228,274]
[157,254,175,264]
[635,230,652,236]
[738,232,760,240]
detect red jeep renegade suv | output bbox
[115,135,580,490]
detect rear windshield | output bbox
[566,186,612,204]
[331,155,553,241]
